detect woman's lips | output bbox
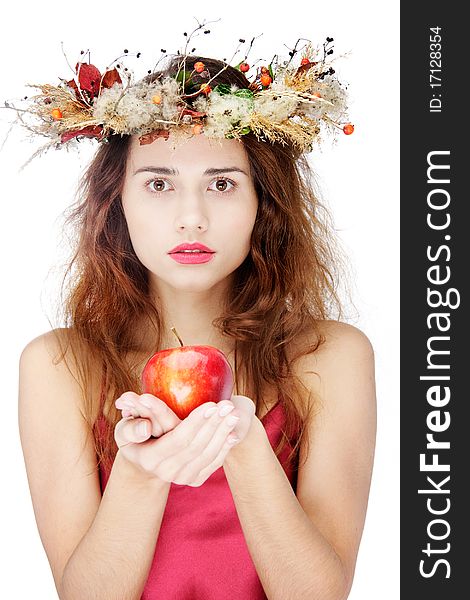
[169,242,215,253]
[169,251,215,264]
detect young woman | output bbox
[18,52,376,599]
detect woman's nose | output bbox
[174,197,209,232]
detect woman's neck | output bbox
[149,276,235,354]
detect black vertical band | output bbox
[400,3,467,597]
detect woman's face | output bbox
[121,133,259,296]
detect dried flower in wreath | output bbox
[2,21,355,166]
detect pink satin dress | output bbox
[96,401,299,600]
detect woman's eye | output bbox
[147,179,169,193]
[210,178,236,193]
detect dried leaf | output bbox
[179,107,206,119]
[294,61,318,79]
[75,63,102,97]
[102,68,122,89]
[61,125,104,143]
[66,78,80,97]
[139,129,170,145]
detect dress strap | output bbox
[260,399,281,423]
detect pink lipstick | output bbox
[168,242,215,265]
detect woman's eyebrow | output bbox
[133,166,249,177]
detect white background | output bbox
[0,1,399,598]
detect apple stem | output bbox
[170,326,184,347]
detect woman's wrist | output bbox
[224,415,269,466]
[114,448,171,492]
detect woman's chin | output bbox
[160,275,229,295]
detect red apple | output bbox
[141,329,234,419]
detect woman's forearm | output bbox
[223,418,348,600]
[59,450,170,600]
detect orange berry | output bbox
[200,83,212,95]
[152,94,162,105]
[51,108,63,120]
[192,123,203,135]
[343,123,355,135]
[194,61,205,73]
[260,73,272,87]
[301,57,310,65]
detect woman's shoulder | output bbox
[294,320,377,460]
[291,319,374,364]
[20,327,67,362]
[314,319,374,355]
[20,327,81,369]
[291,319,375,398]
[19,327,96,398]
[19,327,90,418]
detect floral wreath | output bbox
[2,19,354,164]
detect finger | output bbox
[227,394,256,440]
[187,436,239,486]
[115,391,141,410]
[114,416,152,448]
[169,400,235,453]
[115,392,142,420]
[193,411,240,468]
[114,392,164,437]
[138,394,181,433]
[199,400,234,419]
[116,393,182,438]
[143,400,235,476]
[164,405,239,479]
[230,394,256,416]
[115,394,165,438]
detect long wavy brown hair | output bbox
[52,55,352,476]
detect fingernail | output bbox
[136,421,149,437]
[219,404,234,417]
[226,415,240,427]
[204,406,218,418]
[140,398,152,408]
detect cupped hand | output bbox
[113,394,251,487]
[115,392,256,444]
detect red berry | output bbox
[260,73,272,87]
[240,62,250,73]
[200,83,212,95]
[301,57,310,65]
[194,61,205,73]
[343,123,355,135]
